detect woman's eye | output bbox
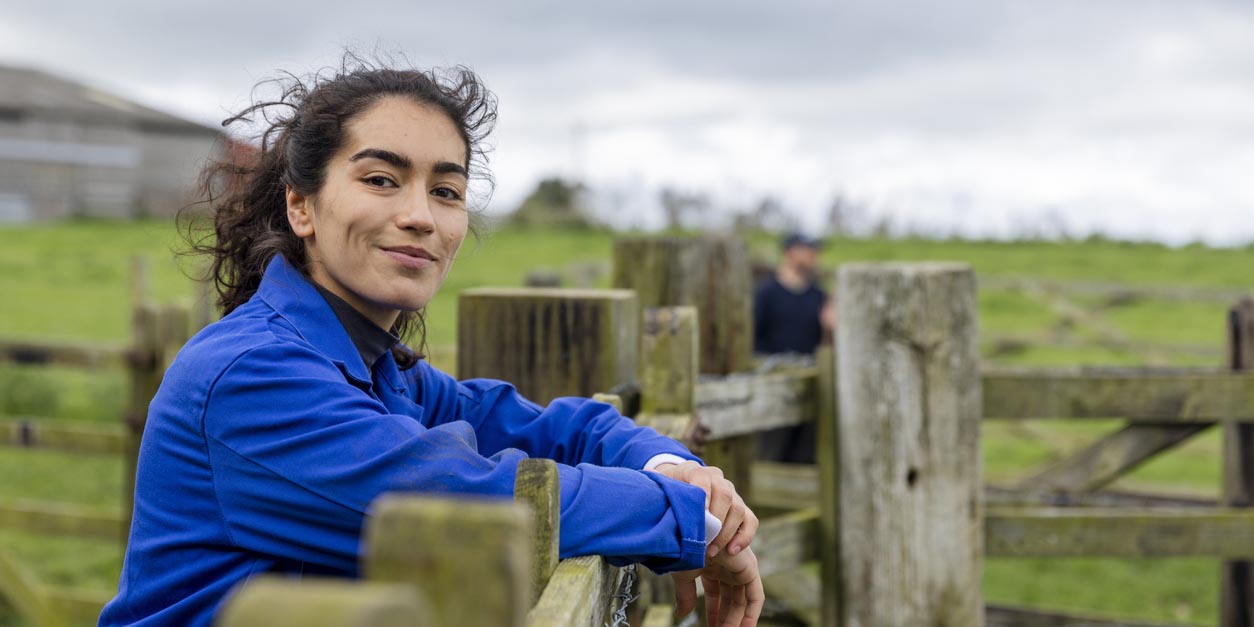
[432,187,464,201]
[364,176,397,188]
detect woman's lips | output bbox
[382,247,436,270]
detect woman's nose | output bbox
[396,194,436,233]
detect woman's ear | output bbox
[286,187,315,238]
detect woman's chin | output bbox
[388,295,433,313]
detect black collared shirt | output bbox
[311,283,400,369]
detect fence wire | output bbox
[603,564,638,627]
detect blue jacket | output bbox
[99,255,708,627]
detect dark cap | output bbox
[780,231,821,250]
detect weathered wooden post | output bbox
[816,343,841,627]
[517,456,626,627]
[833,263,982,627]
[122,269,159,546]
[160,303,192,366]
[612,237,751,375]
[123,300,191,545]
[363,494,532,627]
[215,577,434,627]
[613,237,754,488]
[524,268,563,287]
[636,306,700,441]
[515,458,561,605]
[129,255,150,309]
[634,306,699,615]
[458,288,639,405]
[1223,298,1254,627]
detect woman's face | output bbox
[286,96,470,330]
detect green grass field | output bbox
[2,220,1252,625]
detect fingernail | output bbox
[707,545,719,558]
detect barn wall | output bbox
[0,111,222,221]
[136,130,222,217]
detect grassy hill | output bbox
[2,220,1252,625]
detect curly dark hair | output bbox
[184,54,496,368]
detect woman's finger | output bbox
[672,571,699,618]
[720,546,758,585]
[718,582,746,627]
[740,576,764,627]
[691,473,714,509]
[709,479,734,520]
[710,497,745,555]
[726,508,759,556]
[703,573,721,627]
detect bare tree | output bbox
[659,188,711,230]
[824,192,866,237]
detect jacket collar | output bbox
[255,254,373,386]
[310,280,401,371]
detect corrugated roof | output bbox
[0,64,220,135]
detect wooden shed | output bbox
[0,65,228,221]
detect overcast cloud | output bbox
[2,0,1251,243]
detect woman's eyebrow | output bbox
[433,161,469,179]
[349,149,466,179]
[349,148,412,170]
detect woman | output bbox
[99,59,762,627]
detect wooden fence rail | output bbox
[0,499,124,541]
[0,338,129,369]
[0,418,127,454]
[634,366,1254,453]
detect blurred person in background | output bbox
[753,232,833,464]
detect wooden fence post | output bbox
[1223,298,1254,627]
[612,236,751,375]
[635,306,699,612]
[834,263,983,627]
[363,494,532,627]
[215,576,434,627]
[637,306,699,442]
[515,458,561,605]
[160,303,191,365]
[122,302,160,545]
[613,237,754,490]
[122,301,191,546]
[130,255,149,310]
[457,288,639,405]
[816,344,840,627]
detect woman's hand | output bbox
[672,546,764,627]
[650,461,758,558]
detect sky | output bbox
[1,0,1251,244]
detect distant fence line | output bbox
[980,275,1252,305]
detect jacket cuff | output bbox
[625,439,702,471]
[636,471,708,573]
[642,453,691,471]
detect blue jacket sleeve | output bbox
[409,362,700,470]
[201,341,708,574]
